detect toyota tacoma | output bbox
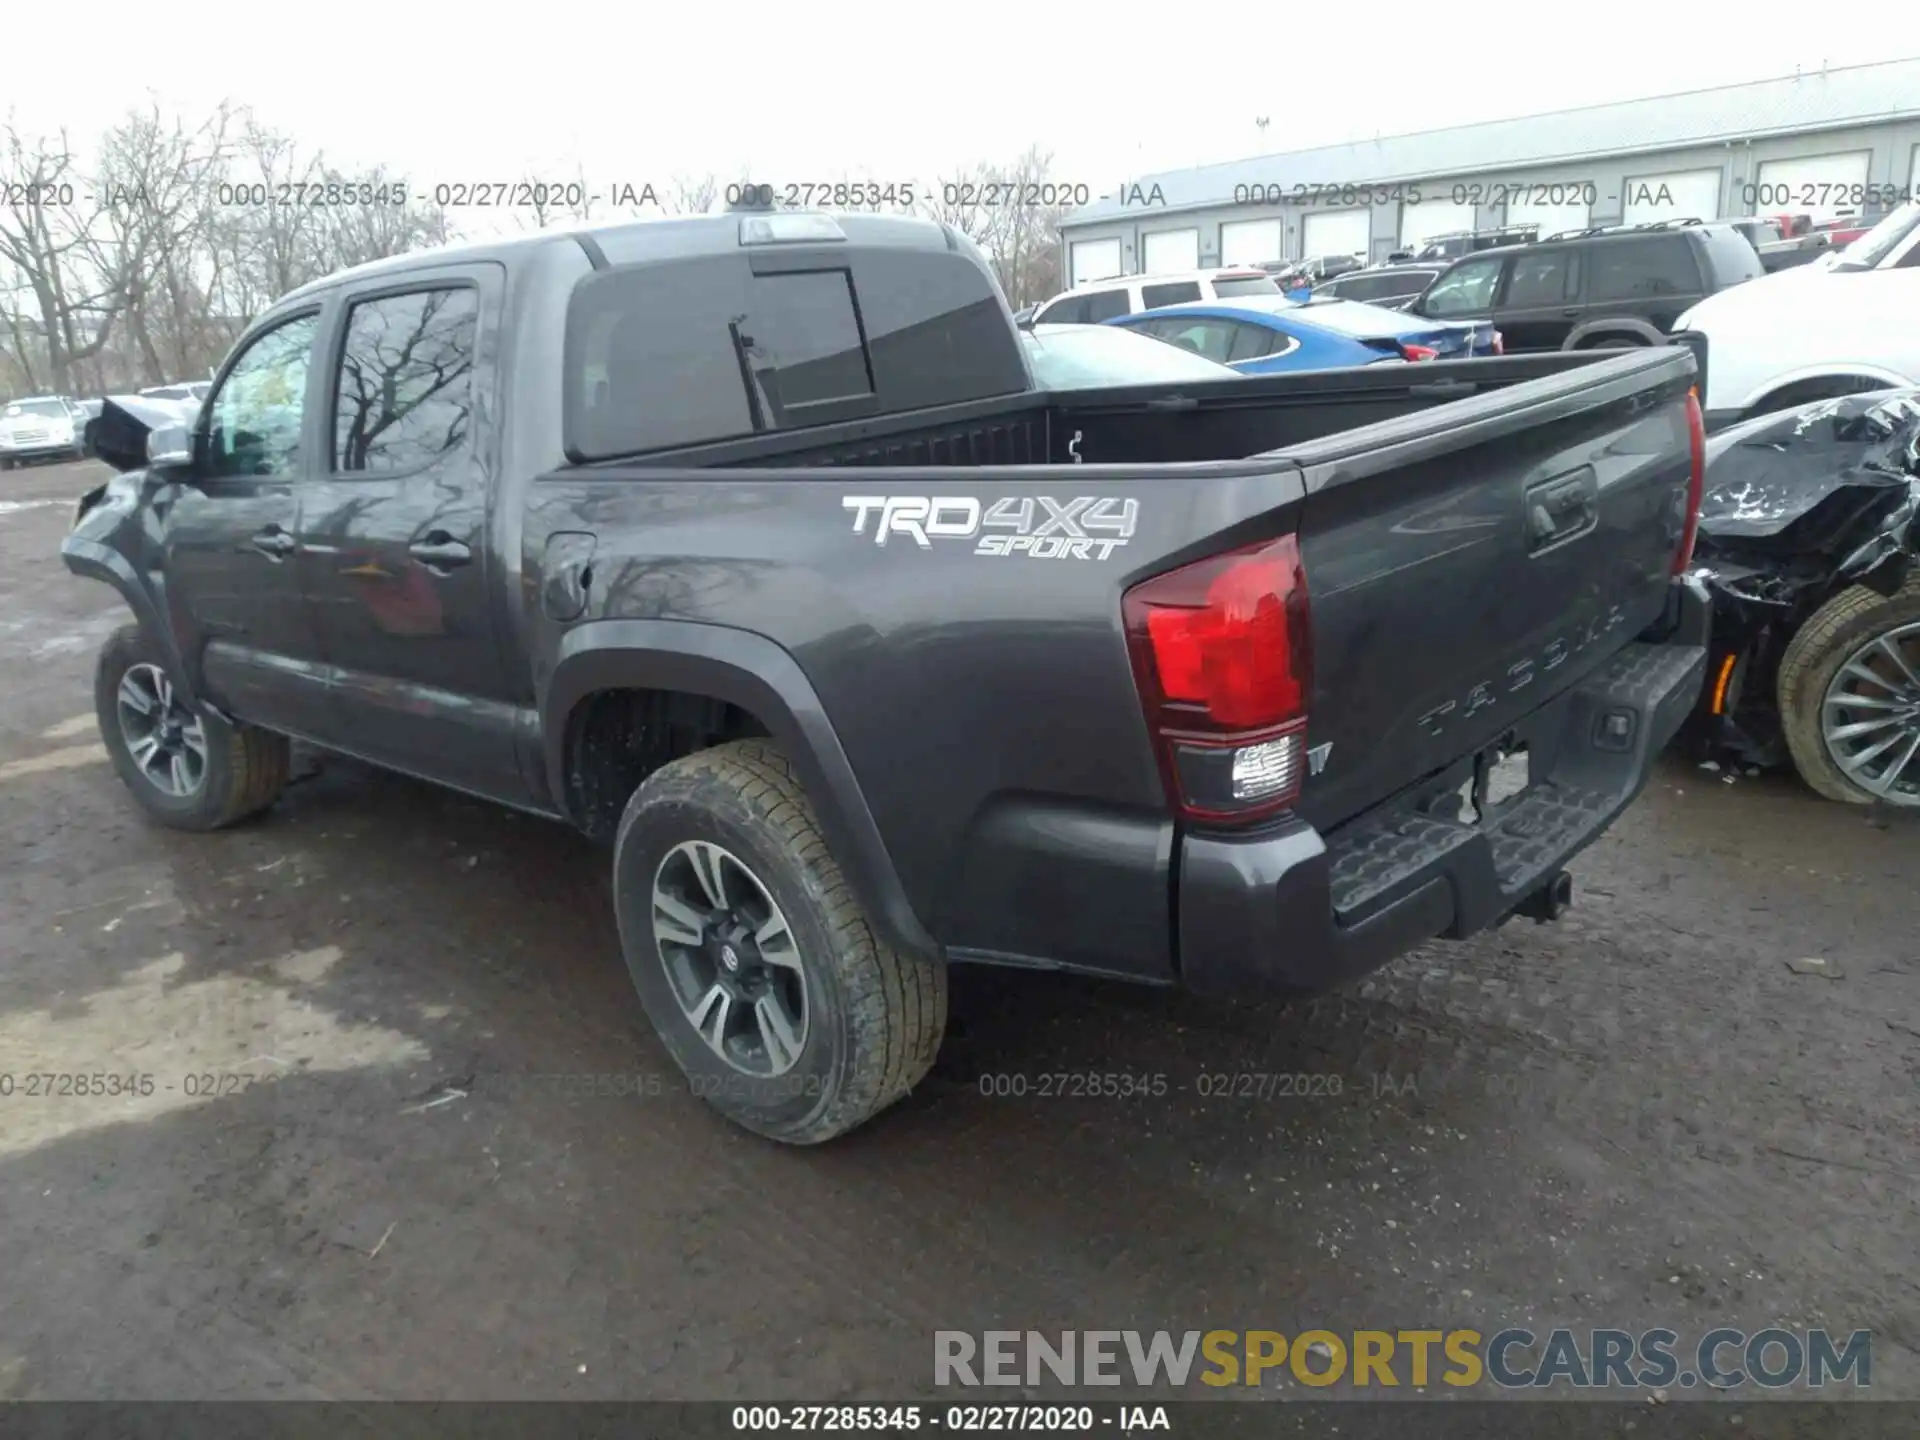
[63,211,1711,1142]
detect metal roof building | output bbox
[1057,57,1920,283]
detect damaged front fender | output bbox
[60,397,204,706]
[1689,387,1920,766]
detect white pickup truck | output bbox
[1675,202,1920,431]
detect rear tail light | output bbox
[1675,387,1706,574]
[1122,536,1313,824]
[1399,342,1439,362]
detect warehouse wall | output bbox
[1057,119,1920,281]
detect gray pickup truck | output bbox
[63,211,1710,1143]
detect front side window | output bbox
[1418,257,1503,317]
[333,287,479,473]
[204,314,319,480]
[1082,289,1132,323]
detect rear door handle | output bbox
[250,526,297,558]
[409,533,472,571]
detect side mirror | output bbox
[147,424,192,468]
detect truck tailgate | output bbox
[1286,347,1697,833]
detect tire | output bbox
[94,624,291,830]
[1777,576,1920,806]
[1573,333,1648,350]
[612,739,947,1144]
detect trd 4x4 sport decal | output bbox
[841,495,1138,560]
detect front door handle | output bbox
[1561,308,1581,317]
[251,526,297,558]
[409,533,472,571]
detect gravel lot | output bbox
[0,458,1915,1407]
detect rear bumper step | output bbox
[1175,592,1708,998]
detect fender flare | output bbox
[60,534,204,709]
[1741,365,1912,416]
[541,618,939,961]
[1563,318,1665,350]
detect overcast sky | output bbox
[5,6,1909,198]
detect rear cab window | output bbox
[566,244,1030,459]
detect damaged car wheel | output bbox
[1778,578,1920,806]
[94,624,291,830]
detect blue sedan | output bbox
[1107,295,1499,375]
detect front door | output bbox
[158,308,331,737]
[294,264,524,803]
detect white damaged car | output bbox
[1674,202,1920,432]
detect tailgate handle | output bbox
[1526,468,1598,553]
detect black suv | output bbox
[1406,219,1763,351]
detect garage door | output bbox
[1754,151,1871,221]
[1623,168,1722,225]
[1220,218,1283,267]
[1070,238,1122,286]
[1399,198,1473,247]
[1141,228,1200,275]
[1509,186,1591,239]
[1303,208,1370,259]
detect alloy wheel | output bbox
[1820,621,1920,805]
[115,662,209,798]
[650,840,809,1076]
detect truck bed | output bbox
[601,351,1630,471]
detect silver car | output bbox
[0,396,88,468]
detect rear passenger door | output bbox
[294,262,526,803]
[1579,237,1703,337]
[1491,245,1579,350]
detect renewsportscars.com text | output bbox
[934,1328,1871,1391]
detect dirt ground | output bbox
[0,457,1916,1406]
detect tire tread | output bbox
[625,739,945,1143]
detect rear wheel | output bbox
[612,739,947,1143]
[94,624,291,829]
[1777,578,1920,806]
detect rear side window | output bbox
[566,250,1027,458]
[1082,288,1132,322]
[1587,238,1703,300]
[333,287,479,472]
[1209,275,1282,296]
[1693,227,1765,287]
[1142,281,1203,308]
[1501,249,1574,307]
